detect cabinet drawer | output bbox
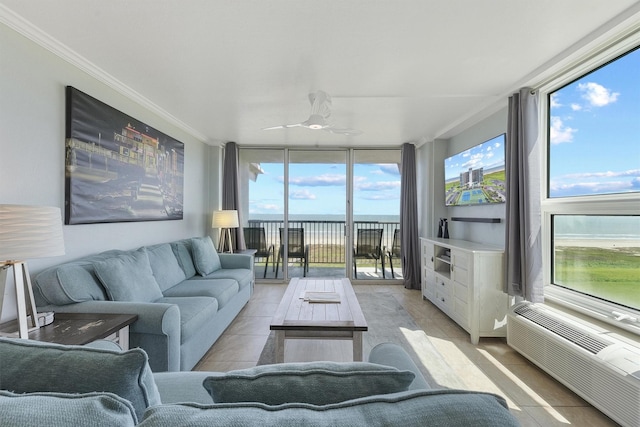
[434,289,450,311]
[435,275,451,296]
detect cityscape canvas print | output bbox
[65,87,184,224]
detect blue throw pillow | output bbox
[0,337,161,421]
[202,361,415,405]
[94,248,163,302]
[0,390,138,427]
[146,243,187,291]
[191,236,222,276]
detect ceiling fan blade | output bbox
[262,123,302,130]
[325,127,363,136]
[309,90,332,119]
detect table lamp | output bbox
[0,205,65,338]
[212,210,239,253]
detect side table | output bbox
[0,312,138,349]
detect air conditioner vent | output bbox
[513,305,611,354]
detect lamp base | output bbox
[0,262,40,339]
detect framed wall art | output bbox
[65,86,184,224]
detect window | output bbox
[543,42,640,330]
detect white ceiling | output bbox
[1,0,639,147]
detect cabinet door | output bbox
[421,241,436,300]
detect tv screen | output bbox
[444,134,506,206]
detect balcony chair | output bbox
[275,227,309,277]
[243,227,275,278]
[353,228,385,279]
[386,228,401,278]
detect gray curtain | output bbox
[504,88,543,302]
[222,142,246,251]
[400,143,421,290]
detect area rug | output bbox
[257,291,465,388]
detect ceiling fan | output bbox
[262,90,362,136]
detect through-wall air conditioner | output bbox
[507,301,640,427]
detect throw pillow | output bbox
[146,243,187,291]
[191,236,221,276]
[202,361,415,405]
[94,248,163,302]
[0,338,160,421]
[170,240,197,278]
[0,390,138,427]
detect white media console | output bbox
[420,237,510,344]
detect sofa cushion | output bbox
[156,296,219,343]
[147,243,187,292]
[94,248,163,303]
[191,236,221,276]
[0,391,138,427]
[163,279,239,309]
[33,262,107,306]
[139,389,519,427]
[197,268,253,290]
[0,338,160,421]
[171,240,197,278]
[202,361,415,405]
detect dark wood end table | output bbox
[0,312,138,349]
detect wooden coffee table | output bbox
[270,278,368,363]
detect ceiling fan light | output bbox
[306,114,325,129]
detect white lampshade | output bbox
[0,205,65,261]
[212,210,239,229]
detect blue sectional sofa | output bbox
[32,236,254,372]
[0,338,521,426]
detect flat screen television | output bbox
[444,134,506,206]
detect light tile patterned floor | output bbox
[194,283,620,427]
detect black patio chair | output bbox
[275,227,309,277]
[386,228,401,278]
[353,228,385,279]
[243,227,274,278]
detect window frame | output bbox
[539,34,640,336]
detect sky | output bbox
[548,47,640,198]
[444,134,505,182]
[248,162,401,217]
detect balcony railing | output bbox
[246,219,399,265]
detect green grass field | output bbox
[554,246,640,309]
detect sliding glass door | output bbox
[239,147,401,282]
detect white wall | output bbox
[418,108,507,247]
[0,23,218,321]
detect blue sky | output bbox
[444,134,505,182]
[249,162,401,217]
[549,47,640,198]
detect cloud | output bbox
[561,169,640,180]
[550,180,637,197]
[377,164,400,176]
[249,202,282,214]
[570,103,582,111]
[550,169,640,197]
[287,174,345,187]
[550,93,562,109]
[359,193,400,200]
[577,82,619,107]
[549,116,577,144]
[290,189,316,200]
[355,181,401,191]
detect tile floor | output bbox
[194,283,620,427]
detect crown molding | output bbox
[0,5,208,143]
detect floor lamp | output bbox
[212,210,239,253]
[0,205,65,339]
